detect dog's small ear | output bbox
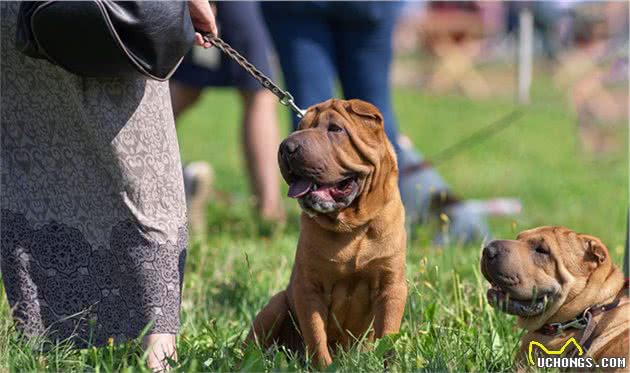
[581,234,608,264]
[346,99,383,126]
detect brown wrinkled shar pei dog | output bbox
[481,226,629,370]
[247,98,407,367]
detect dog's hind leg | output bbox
[247,290,291,347]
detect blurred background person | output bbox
[555,1,628,156]
[261,1,494,245]
[171,1,284,237]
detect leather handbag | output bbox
[15,1,196,81]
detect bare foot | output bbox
[142,333,177,372]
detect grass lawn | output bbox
[1,75,627,371]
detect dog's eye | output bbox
[328,124,343,133]
[534,246,550,255]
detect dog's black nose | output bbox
[280,138,300,155]
[483,243,499,261]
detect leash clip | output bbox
[548,315,589,333]
[279,93,306,119]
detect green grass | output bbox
[1,75,627,371]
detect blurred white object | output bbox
[183,161,214,237]
[434,198,521,246]
[191,45,221,69]
[457,198,522,217]
[518,7,533,105]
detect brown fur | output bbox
[247,99,407,366]
[481,226,629,371]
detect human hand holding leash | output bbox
[189,0,218,48]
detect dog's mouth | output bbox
[486,282,555,317]
[286,175,361,215]
[287,176,359,201]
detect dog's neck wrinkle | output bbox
[338,154,398,232]
[312,188,399,233]
[547,264,624,325]
[300,208,393,260]
[519,262,623,331]
[519,234,585,330]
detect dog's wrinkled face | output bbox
[480,226,610,321]
[278,99,394,218]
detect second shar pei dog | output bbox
[247,99,407,366]
[481,226,629,369]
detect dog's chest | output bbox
[323,236,385,276]
[324,277,377,345]
[318,237,386,337]
[325,254,373,276]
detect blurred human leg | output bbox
[240,89,284,222]
[332,1,402,155]
[261,2,337,130]
[169,80,202,120]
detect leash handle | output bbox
[199,32,307,119]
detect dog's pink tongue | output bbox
[310,186,334,202]
[287,179,312,199]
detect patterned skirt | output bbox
[1,2,187,347]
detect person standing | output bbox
[0,1,216,370]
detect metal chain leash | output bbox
[200,33,306,118]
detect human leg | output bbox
[239,89,284,221]
[261,2,337,130]
[332,2,402,154]
[169,81,202,121]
